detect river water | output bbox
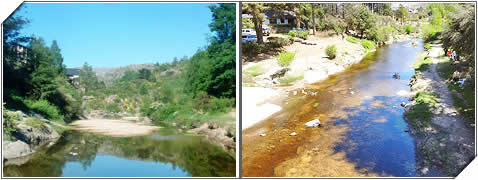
[3,128,236,177]
[242,39,427,177]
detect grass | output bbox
[346,36,360,43]
[360,39,375,50]
[405,92,439,129]
[326,45,337,59]
[244,65,265,77]
[25,117,47,129]
[412,55,433,71]
[278,74,304,84]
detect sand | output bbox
[71,119,160,137]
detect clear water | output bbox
[3,128,236,177]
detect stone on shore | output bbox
[305,119,321,128]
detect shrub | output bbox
[267,37,290,48]
[325,45,337,59]
[275,51,295,67]
[298,31,309,39]
[24,99,63,121]
[245,65,264,77]
[3,105,19,139]
[360,39,376,50]
[242,42,264,56]
[288,30,298,38]
[424,43,432,51]
[402,25,414,34]
[346,36,360,43]
[105,102,121,113]
[421,24,443,42]
[384,26,395,32]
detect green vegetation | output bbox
[24,99,63,122]
[298,31,309,39]
[278,74,304,84]
[2,105,19,140]
[288,30,298,38]
[360,39,375,50]
[346,36,359,43]
[275,51,295,67]
[245,65,264,77]
[424,43,432,51]
[80,4,236,128]
[405,92,438,129]
[421,24,443,42]
[412,55,433,71]
[325,45,337,59]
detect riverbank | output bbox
[3,109,64,164]
[242,33,416,130]
[404,43,475,176]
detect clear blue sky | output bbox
[15,3,216,68]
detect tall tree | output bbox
[396,4,409,25]
[79,62,98,94]
[242,3,265,44]
[311,3,316,35]
[50,40,65,74]
[442,4,475,63]
[209,3,236,43]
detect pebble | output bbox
[290,132,297,136]
[259,133,266,137]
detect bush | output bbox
[298,31,308,39]
[424,43,432,51]
[24,99,63,121]
[421,24,443,42]
[288,30,298,38]
[325,45,337,59]
[242,42,264,56]
[360,39,376,50]
[402,25,414,34]
[346,36,360,43]
[105,102,121,113]
[275,51,295,67]
[267,37,290,48]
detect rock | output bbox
[260,133,266,137]
[404,129,409,132]
[270,68,290,80]
[15,123,60,145]
[3,140,33,160]
[305,119,321,128]
[293,91,297,95]
[290,132,297,136]
[293,37,303,42]
[401,102,406,107]
[471,124,475,127]
[350,91,355,95]
[68,152,78,156]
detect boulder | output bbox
[14,123,60,146]
[305,119,321,128]
[3,140,32,160]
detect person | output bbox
[452,51,457,61]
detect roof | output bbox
[264,10,295,19]
[66,68,81,76]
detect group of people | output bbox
[447,49,457,61]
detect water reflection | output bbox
[3,129,235,177]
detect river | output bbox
[242,39,432,177]
[3,128,236,177]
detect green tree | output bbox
[79,62,99,93]
[50,40,65,74]
[442,4,475,63]
[380,3,393,17]
[208,3,236,43]
[242,3,265,44]
[396,5,409,25]
[354,5,377,38]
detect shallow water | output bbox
[3,128,236,177]
[242,39,427,177]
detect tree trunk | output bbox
[312,4,316,35]
[296,8,301,31]
[253,17,264,44]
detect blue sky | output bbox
[15,3,216,68]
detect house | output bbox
[10,44,28,65]
[66,68,81,87]
[263,10,296,25]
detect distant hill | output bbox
[92,64,156,85]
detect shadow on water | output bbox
[3,129,236,177]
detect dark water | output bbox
[3,129,236,177]
[329,39,424,176]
